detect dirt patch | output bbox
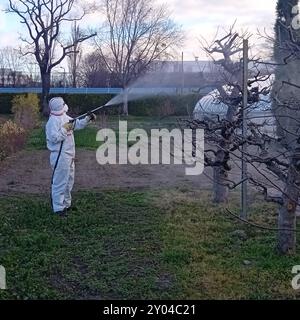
[0,149,213,195]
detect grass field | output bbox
[25,115,183,150]
[0,190,300,299]
[1,116,300,300]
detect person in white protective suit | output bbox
[46,97,96,216]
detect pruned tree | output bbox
[270,0,300,254]
[182,27,287,246]
[95,0,183,115]
[7,0,96,114]
[189,27,262,204]
[231,0,300,255]
[181,25,276,209]
[184,1,300,255]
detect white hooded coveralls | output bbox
[46,97,89,213]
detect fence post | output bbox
[241,39,248,220]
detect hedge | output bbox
[50,93,115,115]
[0,94,16,114]
[0,93,201,117]
[128,94,201,116]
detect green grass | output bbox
[157,190,300,300]
[0,191,175,299]
[26,116,182,151]
[26,127,46,150]
[26,127,101,150]
[108,115,184,130]
[1,189,300,300]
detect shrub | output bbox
[12,93,40,130]
[0,120,26,160]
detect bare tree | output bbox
[270,0,300,254]
[23,55,41,87]
[0,51,4,87]
[191,28,255,203]
[95,0,183,115]
[7,0,96,114]
[185,4,300,254]
[182,26,275,207]
[79,50,111,87]
[68,21,83,88]
[0,46,25,86]
[3,47,24,86]
[0,49,7,87]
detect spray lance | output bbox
[67,91,123,124]
[64,100,116,130]
[68,103,109,124]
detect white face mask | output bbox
[63,104,69,113]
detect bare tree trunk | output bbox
[278,150,300,254]
[12,72,16,87]
[71,47,78,88]
[211,94,235,203]
[72,71,77,88]
[41,72,51,116]
[213,149,229,203]
[122,88,129,116]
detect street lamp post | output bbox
[60,66,66,88]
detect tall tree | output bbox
[95,0,183,115]
[272,0,300,254]
[68,21,83,88]
[7,0,96,114]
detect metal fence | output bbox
[0,87,203,95]
[0,87,122,94]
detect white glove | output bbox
[87,112,97,122]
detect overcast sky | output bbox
[0,0,277,61]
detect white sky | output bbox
[0,0,277,61]
[164,0,276,60]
